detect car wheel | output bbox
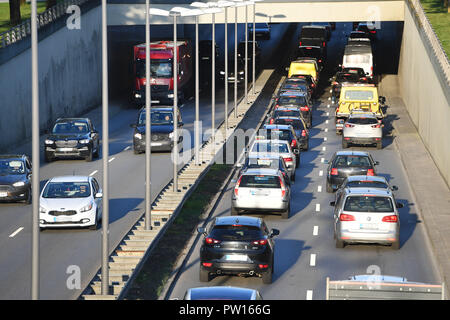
[199,266,210,282]
[86,150,93,162]
[44,153,53,163]
[342,137,349,148]
[23,189,32,205]
[335,237,345,248]
[133,147,141,155]
[291,172,296,182]
[376,141,382,149]
[262,267,273,284]
[89,212,99,230]
[281,205,290,219]
[326,181,333,193]
[391,238,400,250]
[93,145,100,158]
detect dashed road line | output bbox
[108,157,115,163]
[317,185,322,192]
[306,290,313,300]
[319,170,323,176]
[89,170,98,176]
[9,227,24,238]
[313,226,319,236]
[315,203,321,212]
[310,254,317,266]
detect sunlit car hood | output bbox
[0,174,27,185]
[40,197,92,210]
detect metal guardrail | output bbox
[407,0,450,86]
[0,0,91,49]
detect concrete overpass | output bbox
[106,0,405,25]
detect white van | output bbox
[342,44,374,81]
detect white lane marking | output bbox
[322,146,326,151]
[315,203,320,212]
[321,157,325,163]
[108,157,115,163]
[319,170,323,176]
[89,170,98,176]
[306,290,313,300]
[324,137,328,141]
[327,104,330,108]
[317,185,322,193]
[326,112,330,116]
[328,97,331,101]
[313,226,319,236]
[325,128,328,132]
[310,254,317,266]
[326,120,329,124]
[124,146,131,151]
[9,227,24,238]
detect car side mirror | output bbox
[270,228,280,237]
[179,122,184,127]
[374,161,380,165]
[396,202,404,209]
[130,124,137,128]
[236,163,243,168]
[330,201,336,206]
[95,192,103,199]
[294,149,300,154]
[197,227,206,235]
[391,185,399,191]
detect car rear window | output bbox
[239,175,281,189]
[336,73,361,82]
[281,84,308,92]
[334,155,372,167]
[343,196,394,212]
[273,109,301,118]
[278,96,307,105]
[274,118,305,130]
[210,225,264,241]
[252,142,289,153]
[346,181,388,188]
[347,117,379,125]
[344,54,371,65]
[344,90,374,100]
[300,28,326,39]
[257,129,291,141]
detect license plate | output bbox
[54,216,72,223]
[225,254,248,262]
[336,124,343,127]
[0,192,7,197]
[360,223,378,230]
[151,142,162,146]
[59,148,73,152]
[251,190,268,196]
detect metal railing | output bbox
[407,0,450,86]
[0,0,91,49]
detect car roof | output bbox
[48,176,91,183]
[242,167,280,175]
[263,124,293,130]
[335,150,371,157]
[247,153,282,159]
[187,286,259,300]
[344,45,372,55]
[273,106,300,110]
[302,25,326,30]
[215,216,262,227]
[344,187,392,197]
[279,91,307,97]
[139,106,173,112]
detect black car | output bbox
[260,124,301,165]
[0,155,32,204]
[297,46,326,70]
[248,23,271,40]
[199,40,220,89]
[273,91,312,128]
[330,67,369,103]
[44,118,100,162]
[131,106,183,153]
[356,23,377,41]
[278,80,311,100]
[287,74,318,97]
[298,25,328,55]
[325,151,379,192]
[219,57,246,85]
[273,117,309,151]
[237,40,262,71]
[197,215,280,284]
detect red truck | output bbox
[132,40,193,105]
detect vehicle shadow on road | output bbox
[273,239,311,282]
[397,199,419,249]
[108,197,144,224]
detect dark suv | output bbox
[44,118,100,162]
[198,216,279,284]
[325,151,379,192]
[0,155,32,204]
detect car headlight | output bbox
[79,139,90,144]
[167,93,174,98]
[45,139,54,145]
[39,206,47,214]
[239,71,245,75]
[134,133,142,139]
[220,71,225,75]
[135,93,142,98]
[12,181,25,187]
[169,132,174,139]
[80,201,94,213]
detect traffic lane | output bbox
[166,95,442,302]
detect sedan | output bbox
[0,154,32,204]
[39,176,103,230]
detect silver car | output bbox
[231,168,291,219]
[335,175,398,203]
[342,113,383,149]
[39,176,103,230]
[330,187,403,249]
[248,139,297,179]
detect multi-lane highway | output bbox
[0,23,292,300]
[164,22,443,300]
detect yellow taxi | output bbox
[335,84,385,133]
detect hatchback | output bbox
[198,216,280,283]
[330,188,402,249]
[0,155,32,204]
[335,175,398,203]
[342,113,383,149]
[184,286,263,300]
[238,153,292,183]
[273,117,309,151]
[231,168,291,219]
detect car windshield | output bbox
[252,142,289,153]
[136,59,173,78]
[210,225,264,241]
[348,117,379,125]
[239,175,281,189]
[344,54,371,64]
[0,160,25,175]
[52,121,89,134]
[346,180,388,189]
[43,182,91,198]
[344,90,374,100]
[273,110,301,118]
[334,155,372,167]
[278,96,307,105]
[274,118,305,130]
[139,110,174,125]
[344,196,394,212]
[336,73,361,82]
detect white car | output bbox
[342,113,383,149]
[39,176,102,230]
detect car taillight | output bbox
[332,81,338,86]
[322,42,326,47]
[331,168,338,175]
[371,124,381,128]
[382,215,398,223]
[270,118,274,124]
[311,83,316,88]
[367,169,374,176]
[202,262,213,267]
[205,237,221,244]
[300,106,309,111]
[258,264,269,269]
[301,130,306,137]
[252,239,268,246]
[299,41,302,46]
[370,30,376,34]
[279,177,286,197]
[345,124,355,128]
[318,59,322,63]
[284,157,293,163]
[234,176,242,196]
[291,139,297,148]
[340,214,355,221]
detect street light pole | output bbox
[194,14,200,166]
[144,0,152,230]
[211,11,216,150]
[252,1,256,95]
[244,4,248,104]
[172,12,179,192]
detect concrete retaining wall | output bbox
[397,0,450,187]
[0,5,102,152]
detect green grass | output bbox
[0,2,49,33]
[123,163,233,300]
[420,0,450,58]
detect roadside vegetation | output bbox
[420,0,450,58]
[124,163,233,300]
